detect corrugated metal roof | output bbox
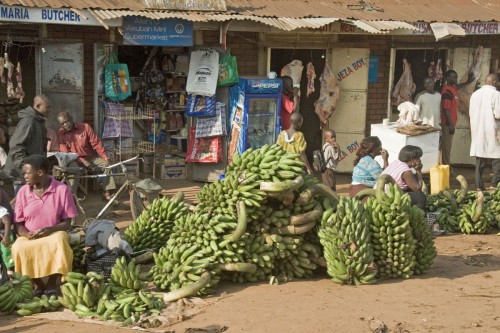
[1,0,500,32]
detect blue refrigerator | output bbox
[228,78,282,162]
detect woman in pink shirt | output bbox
[12,154,78,296]
[280,76,297,130]
[380,145,426,209]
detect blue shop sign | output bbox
[123,17,193,46]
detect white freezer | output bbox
[370,123,440,173]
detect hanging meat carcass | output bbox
[6,59,15,99]
[0,57,4,85]
[281,60,304,113]
[457,45,483,117]
[314,64,340,130]
[15,61,25,104]
[391,58,416,106]
[428,58,443,83]
[306,62,316,97]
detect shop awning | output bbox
[349,20,420,34]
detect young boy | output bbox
[322,129,340,191]
[276,113,313,174]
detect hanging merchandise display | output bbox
[217,49,239,86]
[314,64,340,130]
[185,94,216,117]
[186,48,219,96]
[195,102,227,138]
[186,127,223,163]
[105,52,132,101]
[101,101,133,138]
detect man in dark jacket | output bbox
[4,95,50,193]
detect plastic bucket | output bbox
[430,165,450,194]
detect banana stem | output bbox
[224,201,247,241]
[218,263,257,273]
[376,174,395,203]
[274,221,316,235]
[455,175,468,204]
[290,203,323,225]
[267,190,295,205]
[442,190,457,211]
[308,256,326,267]
[162,271,211,303]
[472,191,484,222]
[354,189,377,201]
[260,175,304,192]
[133,251,154,264]
[308,183,339,204]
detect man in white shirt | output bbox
[469,73,500,190]
[415,76,442,128]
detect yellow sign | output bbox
[144,0,226,11]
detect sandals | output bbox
[44,289,60,297]
[33,289,44,297]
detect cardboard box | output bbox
[160,165,186,179]
[114,160,140,186]
[164,156,186,166]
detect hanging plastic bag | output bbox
[186,127,222,163]
[218,49,239,86]
[186,48,219,96]
[105,52,132,101]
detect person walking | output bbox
[469,73,500,190]
[4,95,50,194]
[440,70,475,166]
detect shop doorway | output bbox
[269,48,325,162]
[0,41,37,153]
[392,48,448,116]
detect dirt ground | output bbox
[1,167,500,333]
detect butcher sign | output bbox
[337,57,368,82]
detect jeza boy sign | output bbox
[337,58,367,82]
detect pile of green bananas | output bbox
[408,205,437,275]
[109,257,149,291]
[16,294,61,316]
[319,196,377,285]
[124,192,188,252]
[0,272,33,313]
[149,144,332,299]
[76,289,163,326]
[59,271,164,326]
[365,179,416,279]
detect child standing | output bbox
[0,188,14,273]
[321,129,340,191]
[277,113,312,174]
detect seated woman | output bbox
[349,136,389,197]
[379,145,426,209]
[12,154,78,296]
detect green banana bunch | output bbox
[87,289,164,325]
[319,196,377,285]
[70,237,86,272]
[124,192,189,252]
[408,205,437,275]
[59,271,108,311]
[0,272,33,314]
[16,294,61,316]
[367,180,416,279]
[458,191,491,234]
[109,257,148,291]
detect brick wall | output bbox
[202,30,259,75]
